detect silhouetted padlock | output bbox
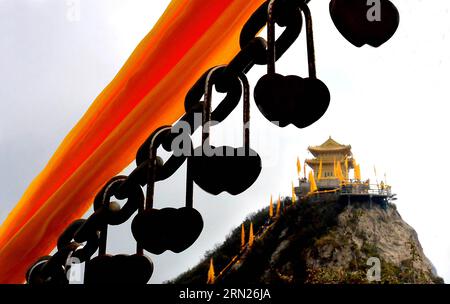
[84,230,154,284]
[131,127,204,255]
[254,1,330,128]
[191,67,262,195]
[329,0,400,47]
[84,180,153,284]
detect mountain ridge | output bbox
[170,197,443,284]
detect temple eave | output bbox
[308,146,351,153]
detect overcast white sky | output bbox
[1,0,450,283]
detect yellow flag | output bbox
[276,196,281,217]
[333,158,337,177]
[309,171,318,193]
[291,182,297,204]
[296,157,301,177]
[241,223,245,249]
[318,159,323,180]
[207,258,215,284]
[269,195,273,218]
[336,161,344,181]
[354,164,361,180]
[248,222,254,247]
[345,158,349,178]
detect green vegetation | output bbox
[170,197,346,284]
[169,197,442,284]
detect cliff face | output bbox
[272,202,440,284]
[172,199,443,284]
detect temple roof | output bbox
[308,136,352,156]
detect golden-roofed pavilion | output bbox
[305,136,353,182]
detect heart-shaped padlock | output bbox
[191,67,262,195]
[84,227,154,284]
[131,127,204,255]
[329,0,400,47]
[254,1,330,128]
[84,179,154,284]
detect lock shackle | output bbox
[137,126,171,255]
[201,68,252,153]
[185,156,194,209]
[95,179,123,256]
[145,126,173,211]
[267,0,277,75]
[201,66,225,147]
[267,1,316,78]
[97,223,108,257]
[239,72,251,154]
[299,2,316,79]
